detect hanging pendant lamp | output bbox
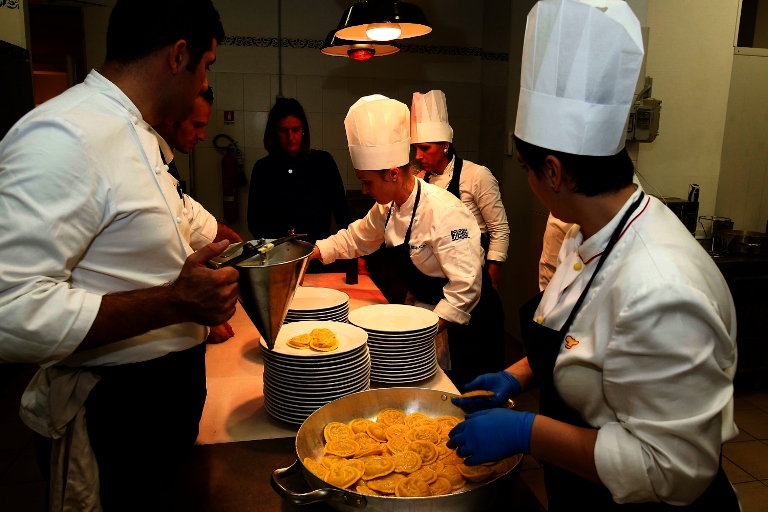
[334,0,431,42]
[321,29,400,59]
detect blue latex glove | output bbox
[451,371,522,413]
[447,409,536,466]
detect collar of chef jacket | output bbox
[84,70,146,129]
[538,184,647,325]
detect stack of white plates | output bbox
[283,287,350,324]
[261,320,370,424]
[348,304,439,384]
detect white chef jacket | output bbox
[426,157,510,262]
[0,70,218,368]
[316,179,483,325]
[534,186,738,505]
[538,213,573,291]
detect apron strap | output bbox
[558,192,646,335]
[383,180,422,246]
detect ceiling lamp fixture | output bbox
[320,29,400,59]
[335,0,431,41]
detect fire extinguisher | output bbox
[213,134,247,222]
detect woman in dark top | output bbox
[247,98,352,272]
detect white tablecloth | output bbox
[196,273,459,445]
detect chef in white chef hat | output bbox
[448,1,741,510]
[410,90,510,290]
[311,95,506,391]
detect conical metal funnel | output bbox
[230,239,314,350]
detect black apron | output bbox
[383,180,504,391]
[425,157,491,256]
[519,193,738,511]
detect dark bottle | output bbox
[346,257,359,285]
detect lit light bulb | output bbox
[348,47,376,60]
[366,22,402,41]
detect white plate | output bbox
[265,360,370,382]
[287,303,349,315]
[367,336,436,349]
[264,380,370,404]
[262,346,369,368]
[363,324,438,338]
[262,320,367,357]
[289,287,349,311]
[348,304,438,333]
[370,369,438,384]
[285,309,349,320]
[263,362,370,382]
[284,313,348,323]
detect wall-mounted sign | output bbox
[224,111,235,125]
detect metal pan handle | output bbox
[271,460,367,509]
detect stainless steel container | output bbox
[210,239,314,349]
[271,388,523,512]
[723,230,768,255]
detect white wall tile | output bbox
[453,116,481,152]
[216,73,244,111]
[191,147,223,221]
[243,111,269,149]
[296,75,324,113]
[271,74,297,103]
[214,110,246,149]
[243,74,272,112]
[322,113,347,150]
[322,76,351,114]
[327,149,349,186]
[348,77,378,102]
[306,111,323,150]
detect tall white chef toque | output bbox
[515,0,644,156]
[411,90,453,144]
[345,94,411,170]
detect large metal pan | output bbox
[271,388,523,512]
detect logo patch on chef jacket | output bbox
[451,228,470,241]
[564,335,580,350]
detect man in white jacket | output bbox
[0,1,237,509]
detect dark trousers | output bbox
[444,271,506,392]
[34,343,207,511]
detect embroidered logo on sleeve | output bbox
[564,335,580,350]
[451,228,470,241]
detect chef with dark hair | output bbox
[449,1,740,509]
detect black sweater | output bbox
[247,150,352,246]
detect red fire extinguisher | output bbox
[214,134,247,222]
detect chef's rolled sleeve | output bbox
[595,283,735,505]
[468,164,509,262]
[0,119,106,365]
[429,205,481,325]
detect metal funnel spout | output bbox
[229,239,314,350]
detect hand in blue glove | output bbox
[447,409,536,466]
[451,371,522,413]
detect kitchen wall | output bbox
[635,0,740,224]
[0,0,28,49]
[82,0,510,239]
[715,53,768,232]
